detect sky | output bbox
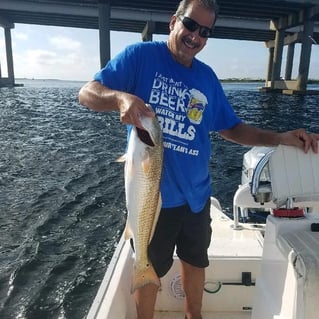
[0,23,318,81]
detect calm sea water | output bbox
[0,79,318,319]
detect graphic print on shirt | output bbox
[148,72,208,157]
[187,88,208,124]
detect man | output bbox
[79,1,319,318]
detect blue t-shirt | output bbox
[94,41,241,212]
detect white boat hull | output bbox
[87,144,319,319]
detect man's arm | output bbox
[220,122,319,153]
[78,80,154,128]
[79,80,121,112]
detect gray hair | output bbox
[175,0,219,25]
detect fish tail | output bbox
[131,264,161,294]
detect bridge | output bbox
[0,0,319,94]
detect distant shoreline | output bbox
[16,78,86,83]
[15,78,319,84]
[220,78,319,84]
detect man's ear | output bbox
[169,15,178,31]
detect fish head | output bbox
[137,107,162,148]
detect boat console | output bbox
[250,143,319,319]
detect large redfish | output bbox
[123,105,163,293]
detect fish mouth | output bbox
[136,127,155,147]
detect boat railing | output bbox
[232,149,275,230]
[232,142,319,230]
[250,149,275,204]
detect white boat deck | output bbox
[208,199,264,259]
[154,310,251,319]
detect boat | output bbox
[87,142,319,319]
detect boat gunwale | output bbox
[86,234,128,319]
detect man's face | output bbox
[168,1,215,67]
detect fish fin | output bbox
[124,222,133,240]
[131,264,161,294]
[119,155,134,182]
[115,154,126,162]
[149,193,162,242]
[141,151,151,174]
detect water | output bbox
[0,79,318,319]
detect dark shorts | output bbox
[148,198,212,278]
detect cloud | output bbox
[14,47,99,80]
[14,32,28,41]
[11,27,97,80]
[26,49,58,66]
[49,36,82,51]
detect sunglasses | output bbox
[178,15,213,38]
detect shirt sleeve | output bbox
[94,44,140,94]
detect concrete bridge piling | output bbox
[0,16,15,87]
[260,6,319,95]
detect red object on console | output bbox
[272,208,304,218]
